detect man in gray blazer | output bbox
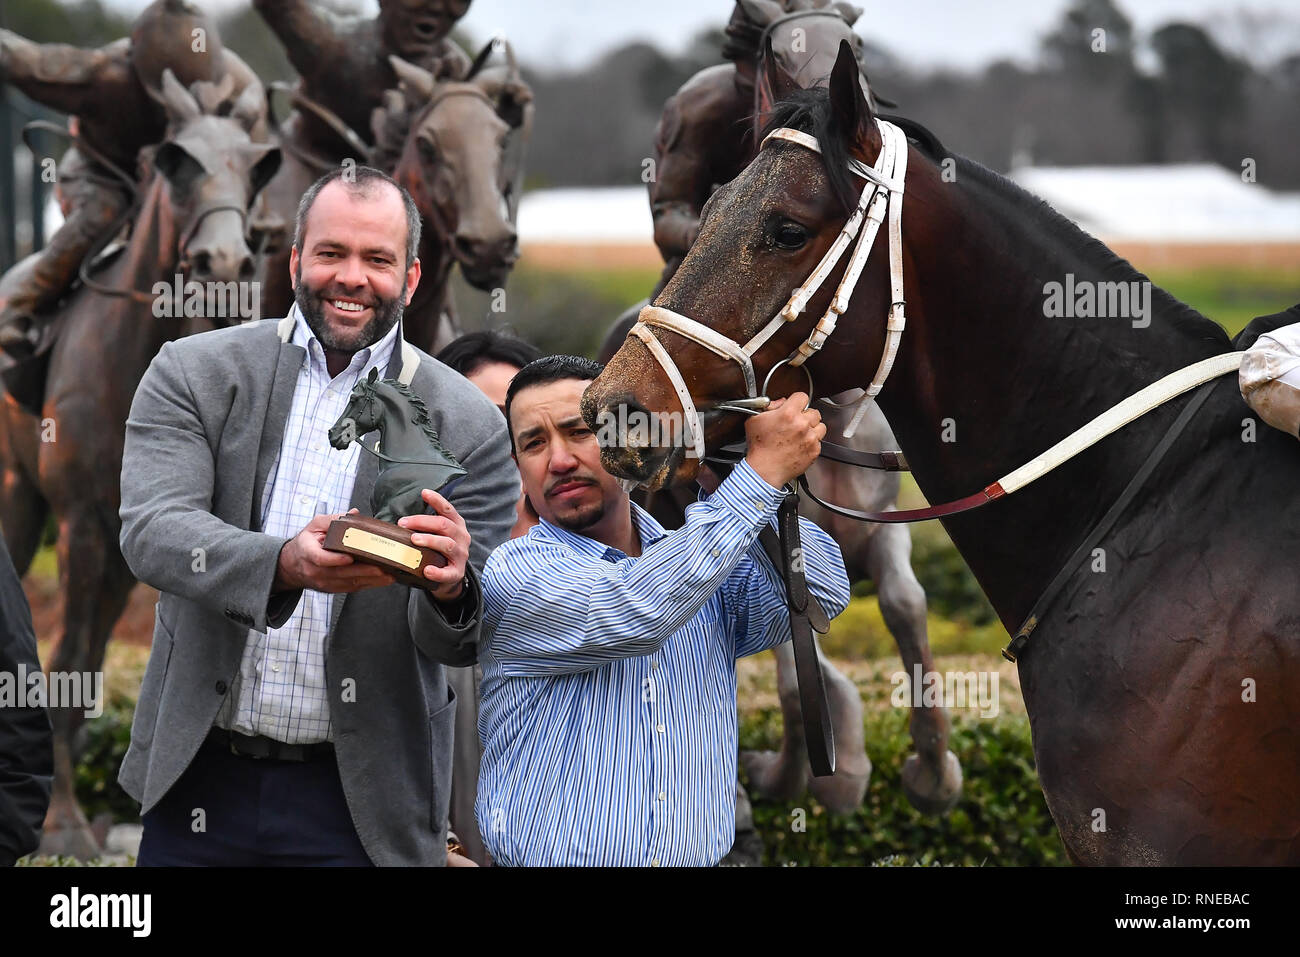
[118,166,516,866]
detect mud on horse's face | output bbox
[583,41,893,491]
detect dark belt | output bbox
[206,727,335,762]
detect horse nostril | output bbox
[190,250,213,276]
[238,256,256,281]
[453,236,478,260]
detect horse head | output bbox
[584,41,905,490]
[144,69,281,304]
[382,42,532,290]
[329,367,385,449]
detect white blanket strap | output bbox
[997,352,1244,495]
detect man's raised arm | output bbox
[252,0,346,76]
[0,31,129,117]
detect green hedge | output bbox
[76,687,1065,866]
[739,706,1066,866]
[74,694,138,824]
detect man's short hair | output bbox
[436,330,543,379]
[294,166,422,271]
[504,355,604,449]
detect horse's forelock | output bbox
[760,88,866,213]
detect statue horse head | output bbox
[328,368,466,521]
[142,68,281,297]
[375,40,533,291]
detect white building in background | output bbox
[1009,164,1300,243]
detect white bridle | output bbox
[629,118,910,462]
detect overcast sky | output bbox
[102,0,1300,71]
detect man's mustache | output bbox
[545,476,599,497]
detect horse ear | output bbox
[829,38,869,140]
[831,1,864,26]
[736,0,784,26]
[389,55,435,102]
[158,67,201,123]
[368,367,379,383]
[762,35,798,104]
[231,79,265,132]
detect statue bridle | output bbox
[630,117,910,464]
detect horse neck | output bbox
[373,388,424,459]
[96,173,185,363]
[864,154,1231,627]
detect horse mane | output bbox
[762,88,1231,348]
[381,377,444,447]
[950,159,1231,346]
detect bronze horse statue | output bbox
[586,41,1300,864]
[599,0,958,823]
[256,41,532,354]
[0,70,280,858]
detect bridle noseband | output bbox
[629,118,909,462]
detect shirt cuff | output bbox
[708,459,788,529]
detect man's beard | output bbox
[549,483,609,533]
[294,266,404,353]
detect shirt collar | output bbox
[289,301,402,381]
[534,499,668,562]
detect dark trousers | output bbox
[137,735,373,866]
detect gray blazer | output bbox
[117,315,517,866]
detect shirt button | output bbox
[650,858,660,867]
[658,791,666,801]
[710,548,720,558]
[214,680,227,694]
[657,724,665,734]
[300,495,310,506]
[650,660,658,671]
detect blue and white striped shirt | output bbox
[475,460,850,866]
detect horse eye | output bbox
[773,222,807,250]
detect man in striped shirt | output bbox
[476,355,850,866]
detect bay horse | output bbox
[256,41,532,354]
[584,41,1300,864]
[0,70,280,858]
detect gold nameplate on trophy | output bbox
[341,527,422,569]
[323,514,449,589]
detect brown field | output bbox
[519,240,1300,273]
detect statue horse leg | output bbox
[39,496,134,859]
[865,522,962,815]
[741,638,872,813]
[0,407,49,577]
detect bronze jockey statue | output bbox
[649,0,881,296]
[253,0,473,159]
[251,1,475,317]
[0,0,265,355]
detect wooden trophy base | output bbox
[323,514,447,591]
